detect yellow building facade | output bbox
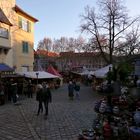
[0,0,38,72]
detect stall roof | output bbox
[17,71,59,79]
[94,64,112,78]
[47,65,62,77]
[0,63,14,72]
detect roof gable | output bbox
[15,5,38,22]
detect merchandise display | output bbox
[78,89,140,140]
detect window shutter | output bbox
[27,21,31,32]
[22,41,25,53]
[26,42,29,53]
[22,41,26,53]
[18,17,22,28]
[22,41,29,53]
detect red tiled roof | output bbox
[34,50,59,57]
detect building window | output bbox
[22,18,28,31]
[27,21,31,32]
[18,16,31,32]
[22,41,29,53]
[0,27,9,38]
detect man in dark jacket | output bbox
[10,79,18,104]
[74,81,80,100]
[36,84,43,115]
[42,82,52,116]
[68,81,74,100]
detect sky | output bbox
[16,0,140,49]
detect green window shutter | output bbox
[26,42,29,53]
[22,41,25,53]
[18,17,22,28]
[27,21,31,32]
[22,41,29,53]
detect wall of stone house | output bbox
[0,0,35,72]
[0,0,16,31]
[0,0,16,67]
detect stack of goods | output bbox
[92,94,140,140]
[78,92,140,140]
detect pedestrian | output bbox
[22,79,28,96]
[0,81,5,105]
[74,81,80,100]
[10,79,18,104]
[68,81,74,100]
[42,82,52,116]
[27,80,33,98]
[136,77,140,88]
[36,84,43,115]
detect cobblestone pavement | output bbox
[0,84,102,140]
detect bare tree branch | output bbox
[80,0,140,64]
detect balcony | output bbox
[0,27,9,39]
[0,28,11,49]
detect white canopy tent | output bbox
[17,71,59,79]
[94,64,112,78]
[80,69,90,75]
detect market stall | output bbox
[0,63,14,105]
[94,64,112,78]
[17,71,59,79]
[47,66,63,87]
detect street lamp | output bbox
[36,72,39,85]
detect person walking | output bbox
[68,81,74,100]
[136,77,140,88]
[0,81,5,105]
[22,79,28,97]
[10,79,18,104]
[36,84,43,116]
[74,81,80,100]
[42,82,52,116]
[27,80,33,98]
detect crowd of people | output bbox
[0,78,52,117]
[0,78,35,105]
[0,76,83,118]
